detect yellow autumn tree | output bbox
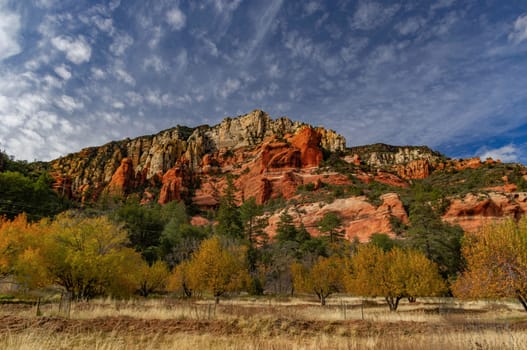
[168,260,194,297]
[452,218,527,311]
[39,213,144,299]
[135,260,170,297]
[347,245,446,311]
[185,236,249,303]
[1,213,145,298]
[291,255,346,305]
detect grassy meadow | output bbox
[1,295,527,349]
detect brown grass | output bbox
[1,296,527,349]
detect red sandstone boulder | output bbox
[158,159,192,204]
[289,127,323,168]
[107,158,135,195]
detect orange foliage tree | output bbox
[0,214,49,284]
[452,218,527,311]
[347,245,446,311]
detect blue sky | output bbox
[1,0,527,164]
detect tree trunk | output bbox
[183,283,192,298]
[320,295,326,306]
[517,291,527,312]
[407,296,416,303]
[385,296,402,311]
[215,295,220,304]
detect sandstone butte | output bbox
[49,110,527,241]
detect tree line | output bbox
[2,169,527,311]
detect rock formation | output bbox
[44,109,527,244]
[443,192,527,232]
[50,110,345,203]
[265,193,408,242]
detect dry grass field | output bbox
[1,296,527,349]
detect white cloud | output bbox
[0,1,21,61]
[125,91,143,106]
[218,78,241,98]
[431,0,456,12]
[304,1,321,16]
[210,0,242,13]
[478,145,519,163]
[200,36,219,57]
[509,14,527,44]
[112,101,124,109]
[340,37,369,63]
[93,16,114,34]
[432,11,459,36]
[51,36,92,64]
[148,26,162,48]
[110,33,134,56]
[146,89,173,107]
[351,1,400,31]
[166,7,186,30]
[34,0,57,8]
[54,64,72,80]
[109,0,121,11]
[144,56,167,73]
[268,63,281,78]
[113,65,135,85]
[91,67,106,79]
[55,95,84,112]
[283,31,315,58]
[395,16,426,36]
[242,0,283,65]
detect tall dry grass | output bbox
[1,296,527,349]
[2,330,527,350]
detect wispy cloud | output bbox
[478,145,519,163]
[51,36,92,64]
[54,64,71,80]
[509,14,527,44]
[166,7,186,31]
[1,1,526,164]
[351,1,400,31]
[109,32,134,56]
[395,16,426,36]
[218,78,241,99]
[0,1,21,61]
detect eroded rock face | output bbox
[106,158,136,196]
[289,127,323,168]
[265,193,408,242]
[442,192,527,232]
[374,171,408,188]
[453,157,484,171]
[396,159,430,180]
[50,110,346,203]
[349,144,442,168]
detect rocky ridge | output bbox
[50,110,345,204]
[48,110,527,241]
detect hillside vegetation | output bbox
[1,112,527,313]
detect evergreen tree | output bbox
[317,212,344,243]
[239,197,268,245]
[405,202,463,280]
[215,176,243,239]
